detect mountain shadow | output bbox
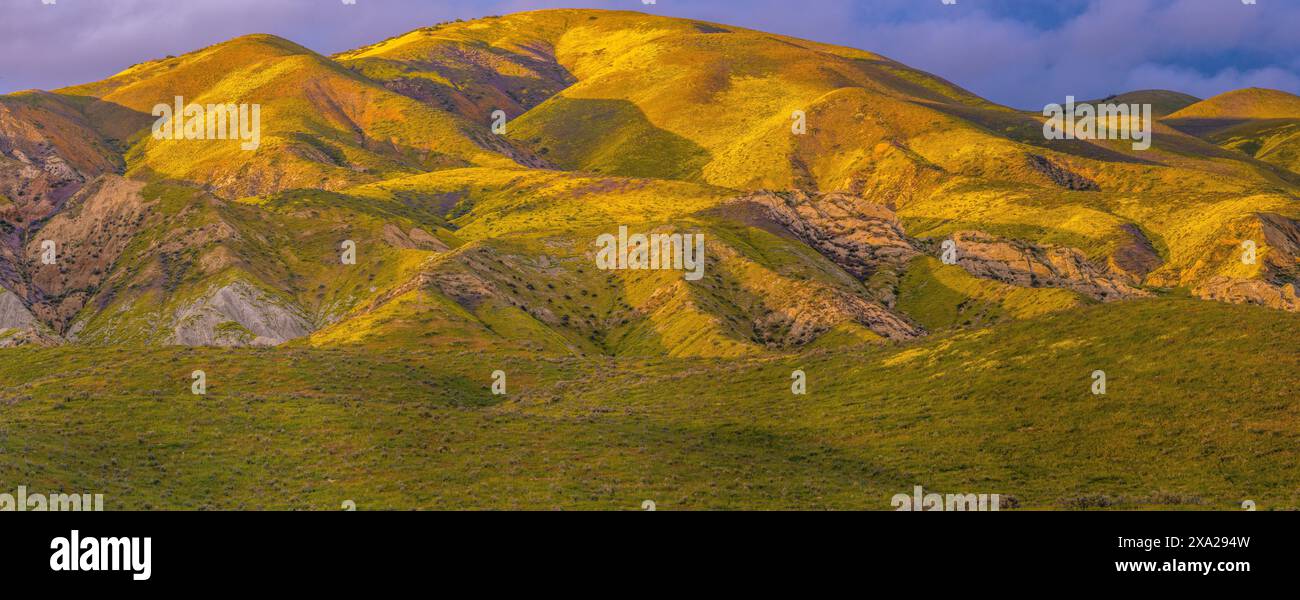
[510,97,713,182]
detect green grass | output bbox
[898,256,1089,331]
[512,96,712,181]
[2,297,1295,510]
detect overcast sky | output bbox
[1,0,1296,108]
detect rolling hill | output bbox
[1,9,1297,510]
[59,34,527,200]
[1088,89,1201,118]
[1165,88,1300,176]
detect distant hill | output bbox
[1166,87,1300,121]
[1164,88,1300,174]
[1087,89,1200,117]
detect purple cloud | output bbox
[0,0,1296,108]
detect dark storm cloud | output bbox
[0,0,1296,107]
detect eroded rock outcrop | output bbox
[1193,277,1299,311]
[1190,212,1300,312]
[947,231,1150,302]
[1025,154,1100,191]
[0,287,57,347]
[170,281,312,347]
[21,176,148,332]
[1108,223,1163,285]
[730,191,1149,307]
[751,287,924,343]
[734,191,918,278]
[0,94,121,225]
[0,287,34,331]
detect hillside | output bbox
[1163,89,1300,176]
[1088,89,1200,117]
[0,8,1294,352]
[60,34,526,200]
[1,8,1298,510]
[1166,88,1300,121]
[334,11,1300,322]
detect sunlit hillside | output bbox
[1,9,1298,510]
[335,10,1300,317]
[61,34,523,200]
[1165,88,1300,176]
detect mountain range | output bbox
[1,9,1297,509]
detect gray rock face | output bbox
[1190,213,1300,312]
[737,190,918,279]
[0,288,35,330]
[733,191,1147,306]
[751,287,925,343]
[0,287,56,347]
[1194,278,1300,312]
[948,231,1150,302]
[169,281,312,347]
[713,192,927,341]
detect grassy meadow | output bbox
[3,297,1296,510]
